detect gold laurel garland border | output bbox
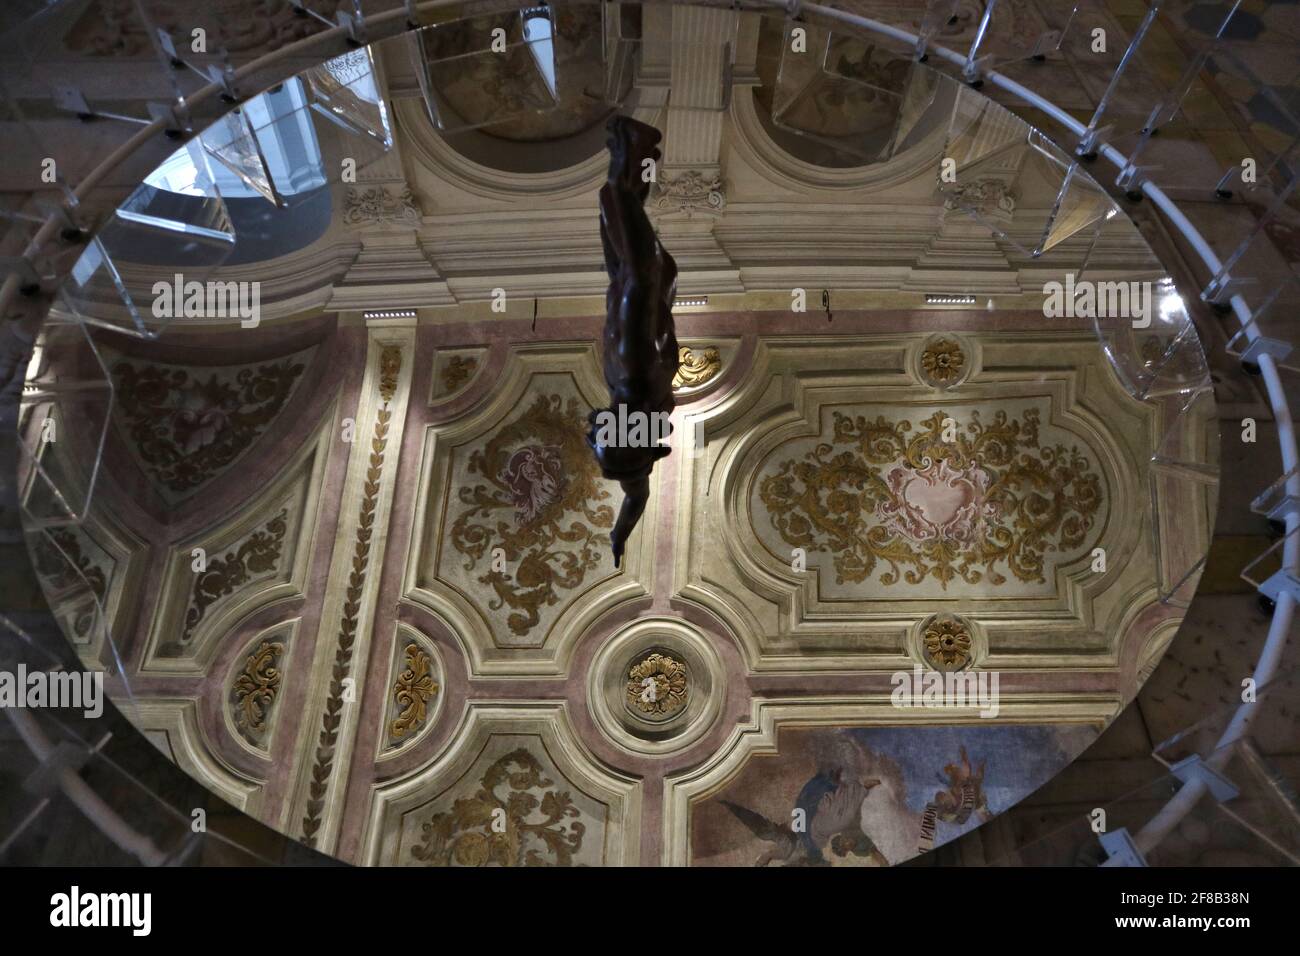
[301,345,400,846]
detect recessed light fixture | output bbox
[674,296,708,308]
[363,309,417,320]
[925,294,976,305]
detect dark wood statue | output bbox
[588,115,680,567]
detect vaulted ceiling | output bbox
[17,2,1219,866]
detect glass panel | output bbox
[771,25,938,165]
[960,0,1072,80]
[17,320,112,528]
[302,46,393,149]
[943,111,1118,259]
[21,524,132,699]
[1225,274,1300,374]
[202,52,390,207]
[413,9,564,134]
[1149,387,1219,607]
[52,139,236,338]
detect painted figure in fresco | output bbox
[931,746,991,825]
[587,114,680,567]
[721,737,890,866]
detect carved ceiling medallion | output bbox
[919,337,966,388]
[921,615,974,671]
[626,652,688,720]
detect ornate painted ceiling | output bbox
[17,2,1220,867]
[26,299,1216,866]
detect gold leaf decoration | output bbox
[390,643,439,741]
[184,509,288,643]
[302,345,401,847]
[440,355,479,396]
[672,345,722,390]
[626,652,688,718]
[231,639,285,742]
[409,748,586,867]
[922,616,973,670]
[920,338,964,386]
[449,393,614,637]
[759,408,1102,589]
[379,345,402,404]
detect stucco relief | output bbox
[139,411,333,673]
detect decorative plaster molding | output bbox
[652,169,726,218]
[139,414,334,676]
[943,178,1017,216]
[343,185,422,228]
[292,329,415,852]
[402,344,653,677]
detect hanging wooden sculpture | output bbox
[587,115,680,567]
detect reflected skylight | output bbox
[145,81,327,200]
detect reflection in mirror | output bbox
[17,5,1222,869]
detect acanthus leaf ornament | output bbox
[390,643,439,741]
[672,346,722,391]
[450,394,613,637]
[231,639,285,742]
[651,169,726,218]
[759,408,1102,590]
[343,185,421,228]
[409,748,587,867]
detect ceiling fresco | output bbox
[32,308,1211,866]
[103,346,317,505]
[691,724,1097,866]
[16,5,1224,868]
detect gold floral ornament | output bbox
[449,394,614,637]
[410,748,587,867]
[390,643,439,741]
[759,408,1102,590]
[231,640,284,741]
[922,617,973,670]
[673,345,722,390]
[920,338,964,386]
[626,652,688,718]
[441,355,478,396]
